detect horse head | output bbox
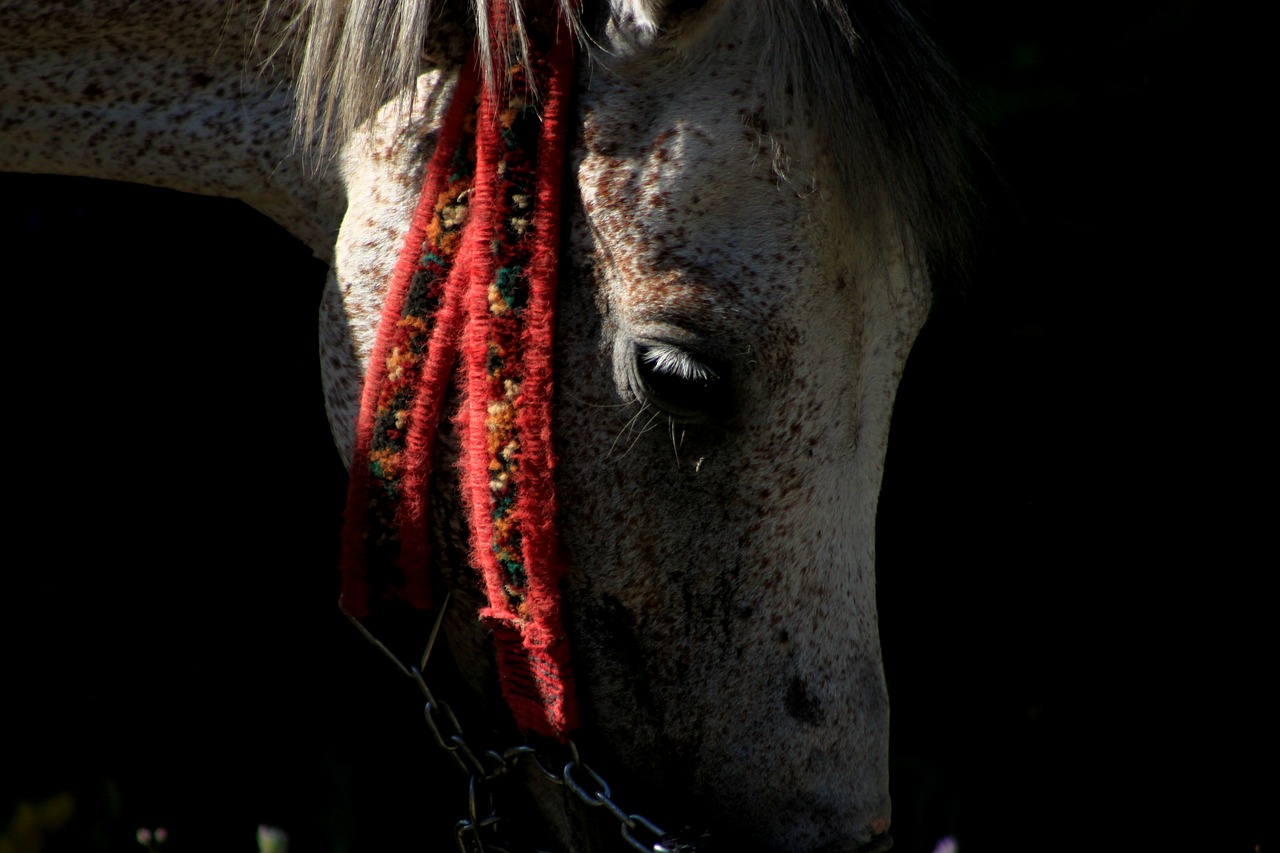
[0,0,974,847]
[314,1,974,850]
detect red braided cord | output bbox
[340,2,578,740]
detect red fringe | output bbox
[340,3,579,740]
[504,13,578,735]
[338,59,481,619]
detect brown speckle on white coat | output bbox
[319,5,931,850]
[2,1,970,850]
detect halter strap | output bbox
[338,0,578,740]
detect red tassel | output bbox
[340,3,579,740]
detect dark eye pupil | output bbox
[635,346,729,418]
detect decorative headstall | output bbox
[339,0,579,741]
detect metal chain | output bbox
[343,596,672,853]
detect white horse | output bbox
[1,1,974,850]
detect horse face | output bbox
[325,4,931,850]
[540,5,931,850]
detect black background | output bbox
[2,2,1272,852]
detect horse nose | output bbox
[811,815,893,853]
[677,816,893,853]
[657,830,893,853]
[814,831,894,853]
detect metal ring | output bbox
[454,819,482,853]
[563,759,611,806]
[424,700,464,748]
[620,814,669,853]
[468,774,496,826]
[519,747,566,785]
[595,792,634,827]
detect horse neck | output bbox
[0,0,344,260]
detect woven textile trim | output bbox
[338,1,578,740]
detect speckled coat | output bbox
[0,2,968,850]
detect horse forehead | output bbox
[577,57,779,203]
[576,81,819,327]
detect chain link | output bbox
[343,599,672,853]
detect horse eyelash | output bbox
[640,345,717,382]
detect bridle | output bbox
[335,1,707,849]
[338,0,579,740]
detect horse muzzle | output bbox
[653,829,894,853]
[815,833,895,853]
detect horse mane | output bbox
[277,0,979,276]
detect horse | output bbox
[0,1,976,850]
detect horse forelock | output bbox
[281,0,580,159]
[284,0,978,275]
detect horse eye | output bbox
[633,343,730,420]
